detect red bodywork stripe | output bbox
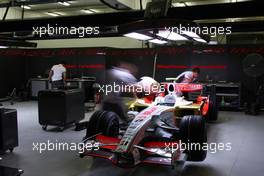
[144,141,178,148]
[95,135,120,150]
[196,95,209,116]
[164,83,203,93]
[202,97,209,116]
[144,94,156,104]
[87,153,112,160]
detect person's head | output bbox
[192,67,200,78]
[119,62,138,76]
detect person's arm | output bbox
[48,69,53,82]
[62,71,66,81]
[192,77,198,83]
[176,72,186,80]
[62,66,67,81]
[175,71,187,83]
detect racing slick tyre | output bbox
[205,94,218,121]
[180,115,207,161]
[85,110,119,139]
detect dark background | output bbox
[0,56,27,98]
[0,45,263,105]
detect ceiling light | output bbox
[194,38,207,43]
[208,41,218,45]
[172,2,186,7]
[89,9,100,13]
[54,12,64,15]
[226,18,236,22]
[149,39,167,45]
[181,31,200,38]
[0,46,8,48]
[96,52,106,55]
[58,1,71,6]
[124,32,152,41]
[46,12,60,17]
[157,30,188,41]
[81,9,94,14]
[21,5,31,9]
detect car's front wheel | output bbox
[180,115,207,161]
[84,110,119,140]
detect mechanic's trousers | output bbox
[51,80,64,89]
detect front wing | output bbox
[81,135,186,167]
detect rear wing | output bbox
[163,82,203,93]
[176,83,203,92]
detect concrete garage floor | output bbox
[0,101,264,176]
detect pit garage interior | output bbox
[0,0,264,176]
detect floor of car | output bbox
[0,101,264,176]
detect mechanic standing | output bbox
[176,67,201,83]
[48,62,67,89]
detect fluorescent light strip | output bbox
[157,30,188,41]
[81,9,94,14]
[172,2,186,7]
[21,5,31,9]
[208,41,218,45]
[149,39,167,44]
[58,2,71,6]
[194,38,207,43]
[90,9,100,13]
[124,32,152,41]
[181,31,200,38]
[46,12,60,17]
[0,46,8,48]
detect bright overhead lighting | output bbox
[208,41,218,45]
[0,46,8,48]
[58,1,71,6]
[194,38,207,43]
[226,18,236,22]
[124,32,152,41]
[21,5,31,9]
[157,30,188,41]
[181,31,200,38]
[46,12,60,17]
[149,39,167,45]
[172,2,186,7]
[89,9,100,13]
[81,9,94,14]
[55,12,64,15]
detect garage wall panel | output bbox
[27,48,106,83]
[0,53,27,98]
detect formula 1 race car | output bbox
[128,81,218,122]
[80,83,208,172]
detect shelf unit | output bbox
[203,83,241,110]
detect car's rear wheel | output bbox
[206,94,218,121]
[180,115,207,161]
[85,110,119,139]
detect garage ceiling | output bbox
[0,0,116,18]
[0,0,256,19]
[0,0,263,46]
